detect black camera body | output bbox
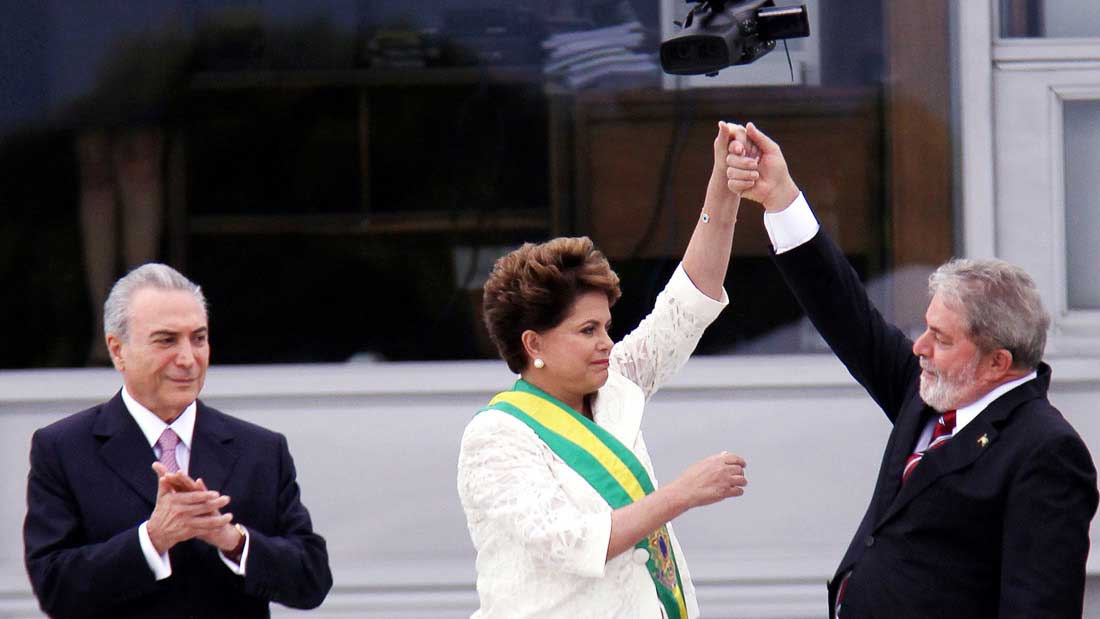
[660,0,809,76]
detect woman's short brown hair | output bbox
[482,237,622,373]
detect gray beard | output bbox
[919,357,979,412]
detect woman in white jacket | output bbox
[458,121,759,618]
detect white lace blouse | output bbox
[458,264,728,618]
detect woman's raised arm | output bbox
[680,121,759,300]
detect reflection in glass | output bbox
[1063,100,1100,310]
[1001,0,1100,38]
[0,1,958,367]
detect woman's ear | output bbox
[521,330,540,360]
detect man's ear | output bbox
[106,334,125,371]
[984,348,1015,382]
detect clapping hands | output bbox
[147,462,243,556]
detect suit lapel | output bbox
[872,400,932,520]
[94,392,158,506]
[879,419,998,524]
[188,402,239,494]
[876,366,1051,527]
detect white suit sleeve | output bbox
[458,411,612,577]
[610,263,727,400]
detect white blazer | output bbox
[458,264,728,618]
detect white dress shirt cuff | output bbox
[763,192,819,254]
[670,263,729,318]
[573,511,612,578]
[218,527,250,576]
[138,521,172,580]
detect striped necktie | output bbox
[836,411,959,615]
[902,410,957,483]
[156,428,181,474]
[836,411,959,617]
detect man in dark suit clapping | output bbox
[24,263,332,618]
[727,122,1098,618]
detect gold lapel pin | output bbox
[977,434,990,448]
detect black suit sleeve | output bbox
[240,433,332,609]
[24,429,160,619]
[998,433,1099,618]
[772,230,920,423]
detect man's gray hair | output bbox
[928,258,1049,370]
[103,263,207,342]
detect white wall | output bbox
[2,356,1099,618]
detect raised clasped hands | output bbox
[717,121,801,213]
[709,121,759,207]
[146,462,241,556]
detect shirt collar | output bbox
[121,387,197,450]
[955,370,1038,432]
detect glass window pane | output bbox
[0,1,955,367]
[1002,0,1100,38]
[1064,100,1100,310]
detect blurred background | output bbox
[0,0,948,368]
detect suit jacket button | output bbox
[632,548,650,564]
[864,535,875,547]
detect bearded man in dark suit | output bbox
[727,122,1097,618]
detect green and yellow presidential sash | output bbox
[481,379,688,619]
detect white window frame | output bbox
[1049,87,1100,336]
[956,2,1100,353]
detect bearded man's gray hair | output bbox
[928,258,1049,370]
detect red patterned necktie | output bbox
[835,410,959,617]
[156,428,181,474]
[836,409,959,615]
[902,410,957,483]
